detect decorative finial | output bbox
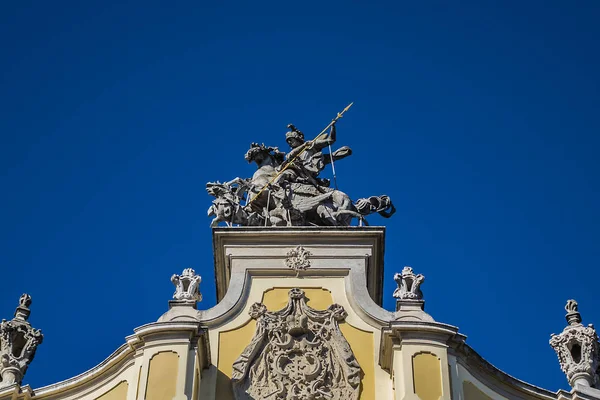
[550,300,599,388]
[393,267,424,300]
[171,268,202,302]
[0,294,43,388]
[13,294,32,322]
[18,294,31,309]
[565,299,582,326]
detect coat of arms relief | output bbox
[231,288,362,400]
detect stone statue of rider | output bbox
[281,123,352,188]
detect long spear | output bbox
[247,102,354,205]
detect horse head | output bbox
[206,182,244,227]
[244,143,284,168]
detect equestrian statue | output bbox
[207,104,395,227]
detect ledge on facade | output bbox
[394,299,434,322]
[563,385,600,400]
[450,340,561,400]
[24,321,209,399]
[0,383,21,400]
[0,385,35,400]
[157,300,200,323]
[379,319,464,372]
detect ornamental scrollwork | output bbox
[393,266,424,300]
[550,299,600,388]
[231,288,361,400]
[171,268,202,302]
[285,246,312,273]
[0,294,43,388]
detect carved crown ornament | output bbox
[171,268,202,302]
[393,266,424,301]
[0,294,43,388]
[231,288,361,400]
[550,300,600,388]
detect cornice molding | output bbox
[26,322,207,399]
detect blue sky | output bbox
[1,0,599,392]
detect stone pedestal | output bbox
[211,226,387,314]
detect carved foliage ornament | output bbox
[550,300,600,387]
[171,268,202,302]
[0,294,43,388]
[232,288,361,400]
[285,246,312,273]
[393,266,424,300]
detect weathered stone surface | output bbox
[393,266,424,300]
[285,245,312,273]
[171,268,202,302]
[550,300,600,388]
[206,120,395,227]
[231,288,361,400]
[0,294,43,388]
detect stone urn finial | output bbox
[0,294,43,388]
[393,266,424,301]
[171,268,202,303]
[550,300,600,388]
[565,299,582,326]
[393,267,426,314]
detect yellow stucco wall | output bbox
[262,287,333,310]
[193,367,200,400]
[339,321,374,399]
[95,381,128,400]
[146,351,179,400]
[413,352,442,400]
[218,318,257,398]
[217,287,374,399]
[463,381,493,400]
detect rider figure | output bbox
[281,123,352,188]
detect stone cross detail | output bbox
[550,300,600,388]
[0,294,43,388]
[171,268,203,302]
[393,266,424,300]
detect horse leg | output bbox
[329,191,355,225]
[317,204,338,225]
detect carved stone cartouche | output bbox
[550,300,600,388]
[171,268,202,302]
[231,288,361,400]
[0,294,43,388]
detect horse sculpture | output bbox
[206,142,395,227]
